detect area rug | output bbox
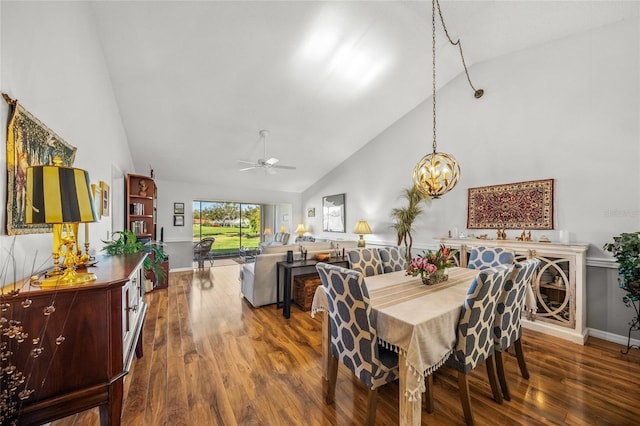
[467,179,554,230]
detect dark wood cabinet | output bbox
[7,253,147,425]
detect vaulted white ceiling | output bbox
[90,1,637,193]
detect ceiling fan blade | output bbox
[239,166,258,171]
[237,160,257,165]
[272,164,296,170]
[264,157,279,166]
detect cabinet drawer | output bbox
[122,264,144,363]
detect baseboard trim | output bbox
[522,319,588,345]
[588,328,640,348]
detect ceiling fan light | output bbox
[412,151,460,199]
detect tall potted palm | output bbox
[391,185,430,261]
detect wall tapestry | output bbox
[4,95,77,235]
[467,178,554,230]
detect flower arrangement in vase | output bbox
[406,245,458,285]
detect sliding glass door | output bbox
[192,201,261,256]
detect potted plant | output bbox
[391,185,430,261]
[102,230,166,284]
[603,232,640,354]
[603,232,640,302]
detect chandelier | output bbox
[413,0,483,199]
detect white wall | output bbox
[303,18,640,337]
[0,2,135,280]
[305,18,640,252]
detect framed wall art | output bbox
[322,193,346,233]
[174,215,184,226]
[174,202,185,214]
[100,181,110,217]
[91,183,101,219]
[307,207,315,218]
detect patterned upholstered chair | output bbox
[493,258,540,400]
[377,247,407,273]
[443,265,513,425]
[467,246,515,270]
[347,248,384,277]
[316,263,399,426]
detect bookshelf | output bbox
[126,173,156,240]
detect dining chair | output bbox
[438,265,513,426]
[493,258,540,400]
[347,248,384,277]
[467,246,515,270]
[316,262,399,426]
[377,246,407,273]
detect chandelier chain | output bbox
[435,0,482,96]
[432,0,437,154]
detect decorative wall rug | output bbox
[467,179,554,230]
[4,95,77,235]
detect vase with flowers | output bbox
[406,245,458,285]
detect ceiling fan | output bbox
[238,130,296,174]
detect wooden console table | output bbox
[6,253,147,425]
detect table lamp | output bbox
[26,156,99,286]
[354,220,372,247]
[295,223,306,238]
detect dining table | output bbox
[311,266,537,425]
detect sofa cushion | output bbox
[260,244,297,254]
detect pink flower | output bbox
[424,263,437,274]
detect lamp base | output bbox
[38,267,97,287]
[358,235,366,248]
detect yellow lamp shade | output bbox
[354,220,372,247]
[26,160,98,225]
[353,220,372,235]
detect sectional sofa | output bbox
[240,240,358,307]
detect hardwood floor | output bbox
[52,264,640,425]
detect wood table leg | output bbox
[399,352,421,425]
[321,310,331,399]
[322,311,330,380]
[283,269,292,318]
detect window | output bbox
[192,201,261,256]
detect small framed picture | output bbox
[100,181,110,217]
[174,215,184,226]
[307,208,315,218]
[91,183,101,218]
[174,202,185,214]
